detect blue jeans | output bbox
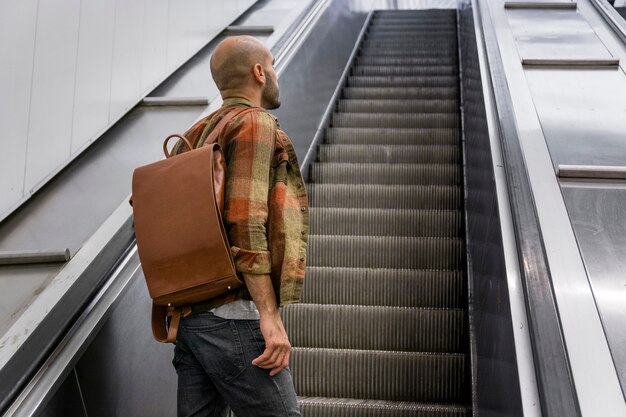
[172,312,301,417]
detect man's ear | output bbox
[252,63,265,85]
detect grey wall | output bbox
[459,4,524,417]
[0,0,257,222]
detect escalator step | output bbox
[356,56,458,66]
[359,49,455,57]
[317,144,460,163]
[301,267,465,308]
[332,112,459,128]
[308,235,465,270]
[336,99,458,113]
[352,65,457,76]
[307,184,463,210]
[368,23,456,30]
[309,208,463,237]
[347,76,457,88]
[363,39,457,46]
[343,86,458,100]
[291,348,468,402]
[365,33,458,41]
[298,397,470,417]
[310,163,462,185]
[283,304,467,352]
[360,45,457,54]
[325,127,459,145]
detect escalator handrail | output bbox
[473,0,581,416]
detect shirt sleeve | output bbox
[222,110,275,276]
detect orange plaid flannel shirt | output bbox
[177,97,309,308]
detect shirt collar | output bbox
[222,97,254,108]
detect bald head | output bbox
[210,36,271,91]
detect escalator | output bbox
[283,9,471,416]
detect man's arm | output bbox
[244,273,290,376]
[222,111,291,376]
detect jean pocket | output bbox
[187,320,246,382]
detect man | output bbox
[170,36,308,417]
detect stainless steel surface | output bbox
[522,57,619,67]
[559,164,626,179]
[505,1,577,9]
[0,250,70,266]
[74,265,176,417]
[2,248,140,417]
[561,180,626,395]
[140,96,209,106]
[300,12,373,175]
[224,25,275,33]
[525,68,626,168]
[590,0,626,46]
[506,8,613,61]
[484,0,626,414]
[270,0,368,161]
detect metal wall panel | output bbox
[272,1,368,161]
[0,1,37,215]
[140,0,169,97]
[561,182,626,394]
[24,0,80,193]
[109,0,144,122]
[506,9,613,61]
[71,0,116,155]
[75,273,177,417]
[187,0,210,58]
[38,370,87,417]
[526,69,626,168]
[166,0,189,73]
[1,1,260,222]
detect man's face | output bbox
[261,55,280,109]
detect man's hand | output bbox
[252,311,291,376]
[242,273,291,376]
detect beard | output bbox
[262,74,281,110]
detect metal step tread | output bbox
[292,347,468,402]
[337,98,458,113]
[352,66,457,77]
[356,56,458,66]
[348,75,458,84]
[317,144,460,163]
[298,397,471,417]
[332,112,459,129]
[318,142,460,158]
[308,235,465,269]
[342,87,458,100]
[309,207,463,237]
[307,183,463,210]
[309,163,462,185]
[284,303,467,352]
[302,267,466,308]
[325,127,459,146]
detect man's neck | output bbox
[220,90,262,107]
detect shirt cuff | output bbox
[230,246,272,275]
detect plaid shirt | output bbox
[177,98,309,308]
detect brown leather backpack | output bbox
[131,106,258,342]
